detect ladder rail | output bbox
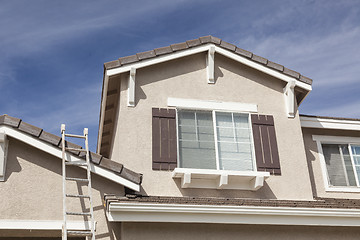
[85,128,96,240]
[61,124,67,240]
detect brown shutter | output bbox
[152,108,177,170]
[251,114,281,175]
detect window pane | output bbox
[178,110,216,169]
[322,144,356,186]
[342,145,357,186]
[215,112,253,171]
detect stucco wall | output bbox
[0,137,124,239]
[110,52,313,200]
[302,127,360,199]
[122,222,360,240]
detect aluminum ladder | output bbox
[61,124,95,240]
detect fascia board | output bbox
[301,116,360,131]
[0,220,95,230]
[107,202,360,226]
[0,126,140,191]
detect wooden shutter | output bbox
[251,114,281,175]
[152,108,177,170]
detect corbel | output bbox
[283,80,296,118]
[128,68,136,107]
[182,172,191,188]
[206,46,215,84]
[218,173,228,189]
[0,133,9,181]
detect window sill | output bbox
[325,187,360,193]
[172,168,270,191]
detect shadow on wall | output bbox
[4,138,123,240]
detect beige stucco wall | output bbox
[0,137,123,238]
[122,222,360,240]
[302,127,360,199]
[110,52,313,200]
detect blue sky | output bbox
[1,0,360,151]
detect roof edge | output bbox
[0,114,142,188]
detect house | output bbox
[1,35,360,239]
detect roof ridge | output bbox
[0,114,142,185]
[104,35,312,85]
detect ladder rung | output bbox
[66,147,87,152]
[66,194,90,198]
[65,133,86,139]
[65,161,88,166]
[66,177,89,182]
[66,212,91,216]
[67,230,92,236]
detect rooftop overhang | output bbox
[0,126,140,191]
[106,202,360,227]
[97,43,312,154]
[300,115,360,131]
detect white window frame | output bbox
[170,98,269,190]
[176,109,257,171]
[313,135,360,192]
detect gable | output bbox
[98,36,312,154]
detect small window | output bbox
[322,143,360,187]
[177,109,255,171]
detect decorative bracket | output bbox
[128,68,136,107]
[283,80,296,118]
[207,46,215,84]
[0,133,9,181]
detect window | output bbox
[322,143,360,187]
[177,110,255,171]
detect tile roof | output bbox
[104,195,360,209]
[0,114,142,185]
[300,114,360,122]
[104,35,313,85]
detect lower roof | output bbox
[0,114,142,187]
[105,195,360,209]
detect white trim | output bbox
[172,168,269,190]
[0,132,8,181]
[312,135,360,144]
[283,80,296,118]
[128,67,136,107]
[0,220,95,230]
[312,135,360,193]
[0,126,140,191]
[301,116,360,131]
[107,202,360,226]
[207,46,215,83]
[97,74,109,153]
[168,98,258,112]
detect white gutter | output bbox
[0,126,140,191]
[107,202,360,226]
[301,116,360,131]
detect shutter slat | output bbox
[152,114,161,169]
[152,108,177,170]
[160,118,169,163]
[251,114,281,175]
[260,125,273,168]
[252,123,266,168]
[268,125,280,170]
[168,118,177,164]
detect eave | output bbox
[107,202,360,227]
